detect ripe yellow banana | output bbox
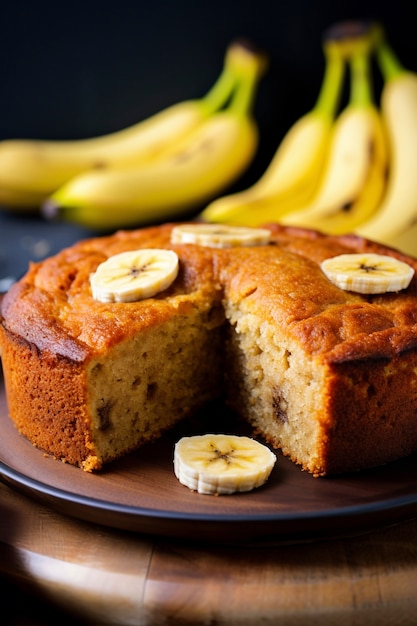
[0,186,47,211]
[281,40,388,235]
[382,222,417,257]
[356,38,417,251]
[43,52,267,230]
[200,36,346,226]
[0,40,248,208]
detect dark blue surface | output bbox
[0,211,100,291]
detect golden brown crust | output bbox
[217,228,417,364]
[0,324,98,468]
[322,355,417,473]
[1,223,220,359]
[3,223,417,362]
[1,222,417,475]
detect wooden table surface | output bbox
[0,476,416,626]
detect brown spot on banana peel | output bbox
[173,137,214,164]
[341,200,355,213]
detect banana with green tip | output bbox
[42,49,267,230]
[200,34,346,226]
[281,35,388,235]
[0,40,248,209]
[355,37,417,252]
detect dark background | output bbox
[0,0,416,284]
[2,1,416,176]
[0,5,416,619]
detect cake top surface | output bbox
[2,222,417,363]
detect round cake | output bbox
[1,222,417,476]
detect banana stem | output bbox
[313,47,345,119]
[227,62,265,116]
[323,21,383,59]
[204,40,268,116]
[376,40,407,82]
[202,64,238,114]
[349,49,374,106]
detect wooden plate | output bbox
[0,382,416,544]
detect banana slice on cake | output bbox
[174,433,277,495]
[171,223,271,248]
[90,249,179,302]
[321,253,414,294]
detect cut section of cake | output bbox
[1,223,417,476]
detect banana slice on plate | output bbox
[171,223,271,248]
[174,433,277,495]
[321,253,414,294]
[90,248,179,303]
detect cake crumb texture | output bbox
[1,222,417,475]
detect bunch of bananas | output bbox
[202,22,417,257]
[0,40,267,230]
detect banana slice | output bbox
[170,223,271,248]
[90,249,179,303]
[321,253,414,294]
[174,433,277,495]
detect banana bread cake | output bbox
[1,222,417,476]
